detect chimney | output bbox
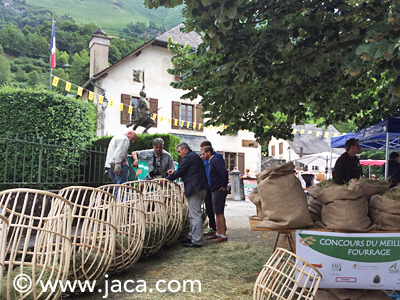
[89,28,111,78]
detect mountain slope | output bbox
[23,0,184,34]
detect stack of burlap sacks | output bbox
[250,161,400,231]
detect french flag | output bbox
[49,21,56,69]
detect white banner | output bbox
[296,230,400,290]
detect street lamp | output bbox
[101,97,109,136]
[287,146,292,162]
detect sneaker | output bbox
[203,228,216,236]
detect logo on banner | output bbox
[389,263,399,273]
[373,275,381,284]
[331,263,341,272]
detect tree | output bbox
[0,54,11,84]
[146,0,400,142]
[27,70,41,86]
[69,49,90,86]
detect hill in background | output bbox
[22,0,185,34]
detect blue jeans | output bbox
[107,165,129,200]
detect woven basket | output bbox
[0,188,72,300]
[0,214,9,299]
[254,248,322,300]
[58,186,116,285]
[124,181,167,257]
[98,184,145,274]
[153,179,183,246]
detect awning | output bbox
[360,160,385,167]
[171,134,207,154]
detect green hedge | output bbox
[0,86,97,143]
[92,133,181,161]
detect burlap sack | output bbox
[349,179,390,200]
[249,187,263,220]
[325,289,367,300]
[307,186,323,222]
[390,185,400,192]
[369,194,400,230]
[315,185,375,231]
[254,161,313,229]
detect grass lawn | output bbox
[73,239,272,299]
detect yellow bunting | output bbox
[160,116,164,122]
[52,76,59,87]
[88,92,94,101]
[316,132,320,137]
[119,103,124,111]
[109,100,114,108]
[99,95,104,104]
[342,133,347,135]
[153,114,157,120]
[181,120,185,127]
[224,126,227,129]
[293,129,297,134]
[210,125,213,130]
[193,122,196,129]
[128,106,133,114]
[77,87,83,96]
[300,130,305,134]
[174,119,178,126]
[333,133,338,137]
[198,124,202,130]
[65,82,71,92]
[220,126,222,131]
[186,122,190,128]
[308,131,312,134]
[168,118,171,125]
[324,132,329,138]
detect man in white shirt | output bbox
[105,130,137,184]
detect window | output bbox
[271,145,275,156]
[279,142,283,154]
[312,166,319,171]
[171,101,203,132]
[225,152,236,172]
[180,104,193,129]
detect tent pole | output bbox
[329,148,333,179]
[385,132,390,179]
[369,166,371,179]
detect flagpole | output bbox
[49,19,55,91]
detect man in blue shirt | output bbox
[200,140,225,236]
[201,146,228,242]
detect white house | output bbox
[81,24,261,175]
[268,124,344,173]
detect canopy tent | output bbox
[360,160,386,179]
[331,117,400,178]
[296,152,340,171]
[359,160,385,167]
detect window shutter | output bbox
[171,101,180,129]
[195,104,204,132]
[149,98,158,127]
[238,152,245,175]
[120,94,131,124]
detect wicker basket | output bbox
[58,186,116,285]
[0,188,72,300]
[0,214,9,299]
[153,179,183,246]
[253,248,322,300]
[98,184,145,274]
[124,181,167,257]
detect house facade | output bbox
[268,124,344,173]
[82,25,261,175]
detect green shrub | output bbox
[92,133,181,161]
